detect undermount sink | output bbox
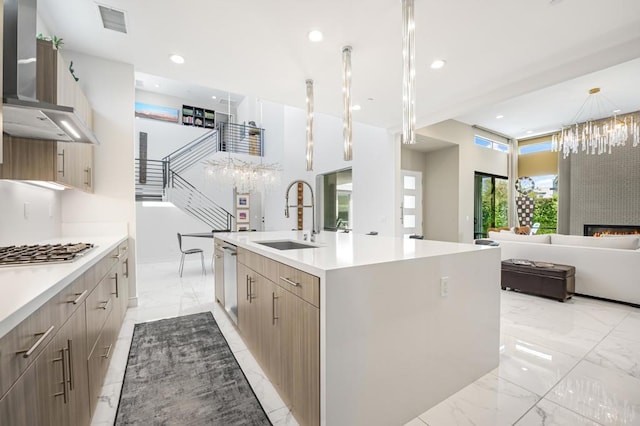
[256,240,318,250]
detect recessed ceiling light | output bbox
[430,59,446,69]
[526,130,533,134]
[211,96,217,100]
[496,114,504,119]
[613,109,621,113]
[155,84,160,88]
[352,104,361,111]
[308,30,323,42]
[169,54,185,64]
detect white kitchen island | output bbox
[217,231,501,426]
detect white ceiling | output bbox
[37,0,640,149]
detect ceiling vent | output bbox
[135,79,145,88]
[98,5,127,34]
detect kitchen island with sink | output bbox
[215,231,501,426]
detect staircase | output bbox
[135,122,265,231]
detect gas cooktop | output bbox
[0,243,94,266]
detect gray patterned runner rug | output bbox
[115,311,271,425]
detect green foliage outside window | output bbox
[532,195,558,234]
[481,178,508,236]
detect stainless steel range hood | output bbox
[2,0,99,144]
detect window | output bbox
[519,140,553,155]
[474,135,509,153]
[320,168,353,231]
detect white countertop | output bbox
[218,231,494,277]
[0,234,127,339]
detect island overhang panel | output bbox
[321,248,500,426]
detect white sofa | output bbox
[487,232,640,306]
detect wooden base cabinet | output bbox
[237,250,320,426]
[0,362,40,426]
[37,305,90,426]
[0,239,129,426]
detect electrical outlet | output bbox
[440,276,449,297]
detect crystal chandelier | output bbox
[306,79,314,171]
[342,46,353,160]
[204,157,281,193]
[552,88,640,158]
[401,0,416,144]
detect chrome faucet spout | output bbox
[284,180,317,234]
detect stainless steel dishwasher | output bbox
[222,244,238,324]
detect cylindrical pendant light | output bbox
[342,46,353,160]
[306,79,314,171]
[402,0,416,144]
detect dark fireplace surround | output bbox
[584,224,640,237]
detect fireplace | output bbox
[584,224,640,237]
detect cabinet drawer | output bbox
[87,310,117,412]
[91,245,119,286]
[86,266,117,354]
[237,247,261,274]
[0,305,57,398]
[51,272,89,326]
[276,263,320,308]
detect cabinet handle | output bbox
[67,290,88,305]
[84,167,91,187]
[99,298,112,310]
[279,277,300,287]
[215,254,222,259]
[111,273,119,298]
[102,343,113,359]
[249,277,256,301]
[246,275,250,301]
[57,149,65,177]
[124,258,129,278]
[112,253,122,260]
[67,339,74,391]
[16,325,55,358]
[53,348,68,404]
[272,292,279,325]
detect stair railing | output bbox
[168,171,234,231]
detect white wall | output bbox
[59,51,138,301]
[263,105,397,236]
[134,91,398,262]
[424,146,460,242]
[0,181,61,245]
[414,120,508,242]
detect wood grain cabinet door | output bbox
[36,305,89,426]
[259,278,282,394]
[0,362,41,426]
[280,290,320,426]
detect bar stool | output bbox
[177,233,206,277]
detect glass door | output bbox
[474,172,508,239]
[400,170,423,238]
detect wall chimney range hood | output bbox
[2,0,99,145]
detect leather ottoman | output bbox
[501,259,576,302]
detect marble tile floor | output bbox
[91,260,640,426]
